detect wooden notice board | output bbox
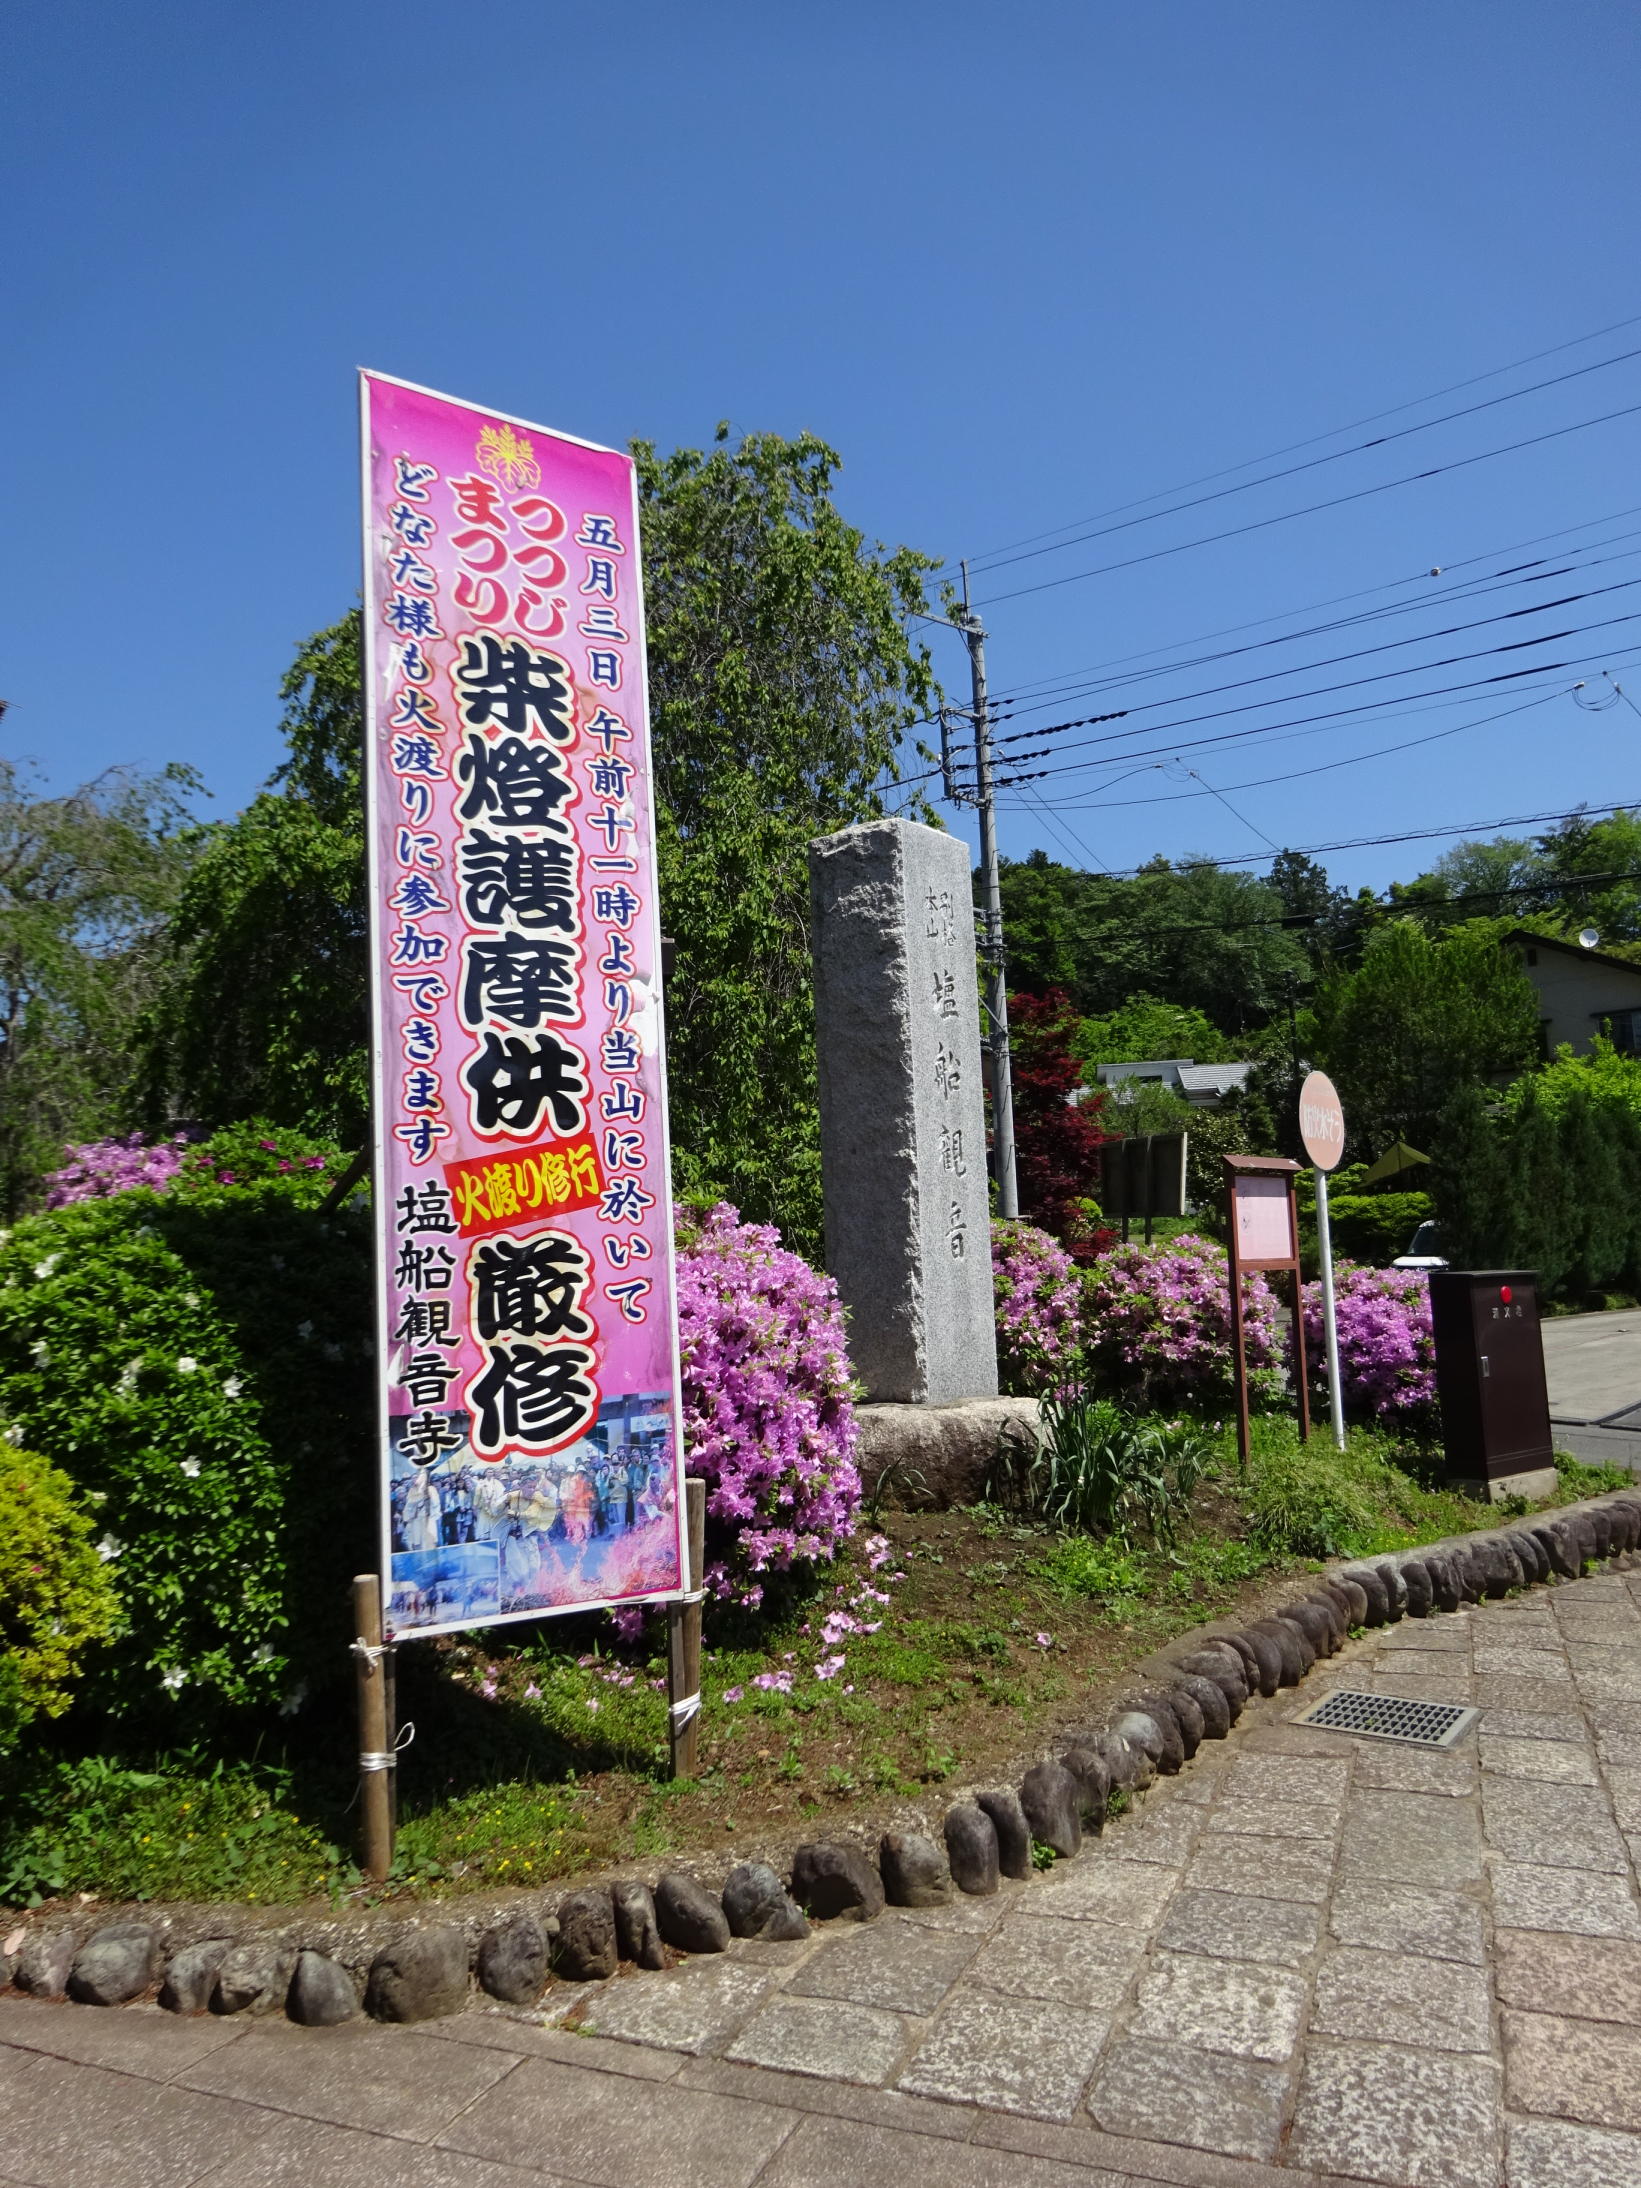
[1223,1153,1311,1470]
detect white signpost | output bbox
[1299,1070,1347,1451]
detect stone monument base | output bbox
[855,1397,1042,1511]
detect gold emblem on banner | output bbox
[475,422,541,491]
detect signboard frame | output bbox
[360,369,689,1645]
[1223,1152,1311,1470]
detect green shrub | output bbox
[0,1754,343,1906]
[1236,1420,1485,1560]
[0,1446,121,1748]
[1324,1191,1432,1266]
[0,1135,372,1728]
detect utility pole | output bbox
[957,562,1019,1218]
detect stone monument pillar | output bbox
[809,818,999,1405]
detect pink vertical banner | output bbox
[361,371,685,1639]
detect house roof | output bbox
[1094,1059,1193,1083]
[1177,1063,1253,1096]
[1503,927,1641,983]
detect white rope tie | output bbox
[359,1721,415,1773]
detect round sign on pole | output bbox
[1298,1070,1346,1171]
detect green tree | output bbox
[1267,848,1355,968]
[0,760,200,1215]
[995,853,1310,1032]
[636,428,935,1248]
[1075,992,1232,1069]
[139,617,370,1145]
[1310,918,1540,1154]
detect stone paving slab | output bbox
[8,1566,1641,2188]
[176,2020,519,2141]
[438,2055,800,2188]
[191,2115,569,2188]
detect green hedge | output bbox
[1324,1191,1432,1266]
[0,1142,373,1730]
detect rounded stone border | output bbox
[6,1487,1638,2029]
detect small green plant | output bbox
[1037,1536,1150,1604]
[1555,1450,1633,1497]
[0,1445,121,1748]
[1030,1837,1059,1870]
[862,1456,929,1523]
[1015,1392,1213,1546]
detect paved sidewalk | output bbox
[4,1570,1641,2187]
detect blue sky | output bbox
[6,1,1641,894]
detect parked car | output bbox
[1393,1220,1447,1272]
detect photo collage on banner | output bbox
[361,372,685,1640]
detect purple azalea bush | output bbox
[1081,1232,1285,1407]
[1302,1261,1437,1423]
[45,1134,192,1208]
[991,1219,1084,1395]
[673,1203,861,1608]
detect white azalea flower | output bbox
[296,1320,314,1340]
[115,1360,141,1397]
[278,1681,308,1718]
[253,1642,274,1664]
[3,1423,23,1445]
[176,1356,198,1374]
[179,1457,201,1478]
[29,1340,48,1367]
[182,1292,199,1309]
[33,1254,60,1280]
[160,1667,186,1693]
[222,1376,243,1400]
[96,1534,124,1562]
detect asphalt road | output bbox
[1541,1307,1641,1427]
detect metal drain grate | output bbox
[1292,1688,1478,1748]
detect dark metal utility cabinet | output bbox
[1428,1269,1557,1500]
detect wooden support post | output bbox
[667,1478,707,1781]
[1225,1170,1252,1478]
[1290,1176,1313,1444]
[352,1573,394,1883]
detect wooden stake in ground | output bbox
[351,1572,394,1883]
[667,1478,707,1780]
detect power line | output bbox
[975,397,1641,610]
[968,343,1641,578]
[952,312,1641,573]
[1080,801,1641,881]
[984,532,1641,726]
[895,507,1641,747]
[985,573,1641,757]
[981,608,1641,780]
[1001,681,1595,810]
[972,504,1641,715]
[1072,864,1641,939]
